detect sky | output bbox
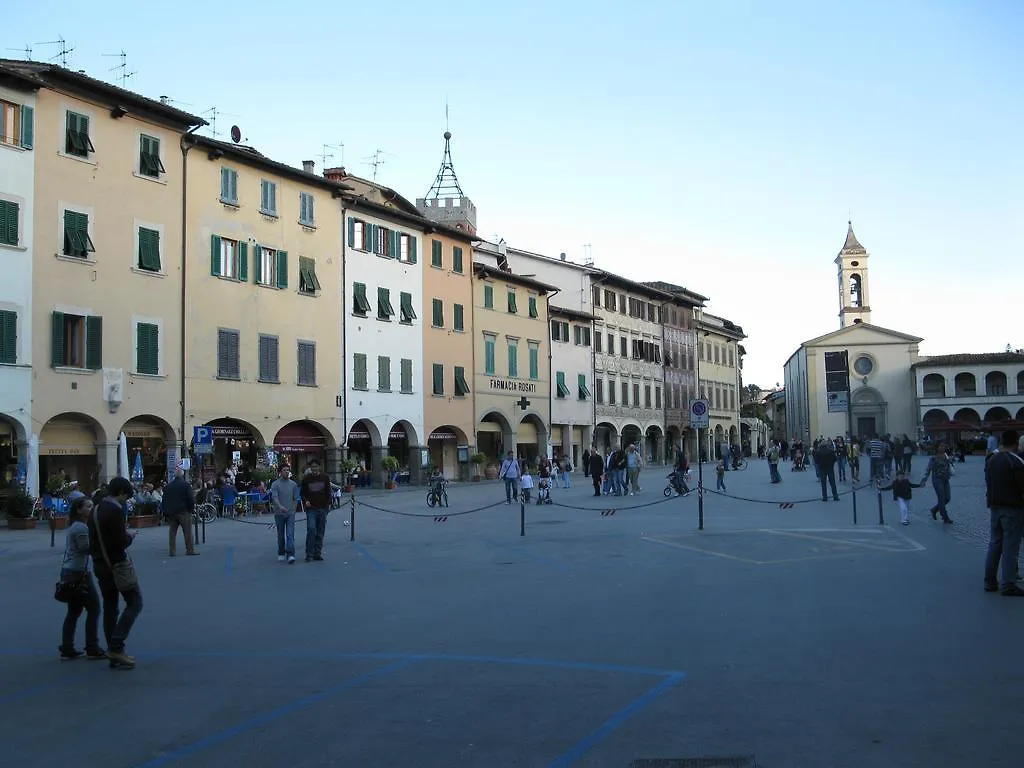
[5,1,1022,387]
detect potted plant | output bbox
[340,460,356,493]
[5,488,37,530]
[470,452,487,482]
[381,456,400,489]
[483,457,500,480]
[129,501,160,529]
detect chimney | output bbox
[302,160,315,174]
[559,252,566,261]
[323,166,347,182]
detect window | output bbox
[595,378,604,404]
[655,386,662,409]
[714,345,720,364]
[604,290,616,312]
[299,192,315,226]
[1,100,33,148]
[550,320,569,342]
[574,326,591,346]
[400,292,416,324]
[647,303,656,322]
[483,285,493,309]
[453,303,465,332]
[621,382,629,405]
[298,257,320,295]
[608,379,616,405]
[507,290,518,314]
[348,219,367,250]
[377,355,391,391]
[432,363,444,396]
[139,135,164,178]
[595,331,603,353]
[484,334,496,375]
[377,287,394,320]
[0,200,20,246]
[728,347,734,367]
[0,309,15,364]
[398,233,417,263]
[255,246,281,287]
[455,366,470,396]
[620,336,627,357]
[528,342,539,380]
[65,111,93,157]
[452,246,464,273]
[400,358,413,393]
[220,167,238,205]
[258,334,279,383]
[431,298,444,327]
[210,235,247,280]
[633,382,640,407]
[352,283,371,316]
[555,371,570,398]
[353,353,368,390]
[592,286,601,307]
[63,210,95,258]
[431,239,442,268]
[508,340,518,377]
[297,341,316,386]
[260,179,278,216]
[644,385,652,408]
[578,374,591,400]
[134,322,159,375]
[137,227,161,272]
[50,312,101,369]
[619,294,627,314]
[528,295,538,318]
[216,329,240,379]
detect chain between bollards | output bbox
[520,499,525,537]
[349,494,356,541]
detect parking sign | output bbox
[689,399,711,430]
[193,425,213,455]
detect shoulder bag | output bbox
[94,515,139,592]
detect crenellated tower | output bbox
[416,131,477,236]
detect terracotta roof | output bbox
[641,280,709,305]
[912,352,1024,368]
[840,221,866,254]
[549,305,597,322]
[189,135,352,193]
[472,262,559,294]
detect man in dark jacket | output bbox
[89,476,141,670]
[588,449,605,497]
[163,468,198,557]
[984,430,1024,596]
[300,460,332,562]
[814,439,840,502]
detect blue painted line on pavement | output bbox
[223,546,234,575]
[0,670,94,704]
[546,673,684,767]
[487,541,570,572]
[131,658,415,768]
[0,548,9,556]
[353,542,389,572]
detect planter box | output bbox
[50,517,68,530]
[343,485,354,493]
[471,475,482,482]
[7,517,37,530]
[129,514,159,529]
[384,482,397,490]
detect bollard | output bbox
[877,490,884,525]
[520,500,525,537]
[201,514,206,544]
[349,494,356,542]
[852,485,858,525]
[194,515,200,546]
[50,516,56,547]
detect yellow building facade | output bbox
[19,62,204,489]
[182,137,345,479]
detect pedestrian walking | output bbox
[814,439,840,501]
[876,470,923,525]
[715,460,727,492]
[983,430,1024,596]
[498,451,521,503]
[560,457,572,489]
[921,443,955,524]
[767,443,782,484]
[89,477,142,671]
[849,440,861,482]
[270,466,300,564]
[588,450,605,497]
[609,444,628,496]
[626,444,643,495]
[835,437,848,482]
[162,468,198,557]
[300,460,331,562]
[868,436,885,481]
[582,449,591,479]
[57,498,106,661]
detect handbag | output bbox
[94,515,139,592]
[54,574,87,603]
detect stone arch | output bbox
[39,412,108,492]
[644,424,663,463]
[953,408,980,427]
[922,409,951,431]
[0,412,28,443]
[478,409,514,460]
[121,414,175,484]
[984,406,1011,423]
[985,371,1008,397]
[594,422,617,452]
[665,425,682,463]
[427,424,470,480]
[852,386,884,406]
[849,273,863,307]
[274,419,337,452]
[922,373,946,398]
[620,422,642,450]
[207,416,269,448]
[388,419,419,448]
[516,411,548,463]
[347,418,383,448]
[1017,406,1024,421]
[954,372,977,397]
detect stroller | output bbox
[536,477,553,505]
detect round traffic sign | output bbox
[691,400,708,416]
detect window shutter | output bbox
[401,358,413,392]
[369,224,379,254]
[389,229,398,259]
[0,200,17,246]
[20,105,33,149]
[453,303,464,331]
[0,310,15,364]
[409,236,417,263]
[432,363,444,395]
[347,217,355,247]
[238,242,248,281]
[453,246,463,272]
[50,311,64,367]
[556,371,565,395]
[276,250,288,289]
[136,323,148,373]
[432,298,443,327]
[85,315,103,370]
[211,235,222,276]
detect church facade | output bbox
[783,224,923,442]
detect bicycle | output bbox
[193,502,217,525]
[426,479,449,508]
[731,458,749,471]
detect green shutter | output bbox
[529,296,538,318]
[484,285,493,308]
[409,236,417,263]
[136,322,159,374]
[139,227,160,271]
[252,245,262,282]
[211,235,222,276]
[0,200,17,246]
[50,311,64,367]
[508,344,517,377]
[20,105,33,149]
[369,224,379,254]
[432,363,444,395]
[347,218,355,247]
[530,345,539,380]
[453,303,464,331]
[508,291,517,313]
[485,337,495,374]
[557,371,565,389]
[0,310,16,364]
[238,242,248,281]
[85,315,102,370]
[453,246,463,272]
[431,240,442,267]
[277,250,288,289]
[389,229,399,259]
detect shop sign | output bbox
[488,378,537,393]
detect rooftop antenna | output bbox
[201,107,238,139]
[36,37,74,67]
[103,50,136,88]
[582,243,593,266]
[320,142,343,168]
[6,45,32,60]
[364,148,390,183]
[158,96,193,107]
[424,103,465,199]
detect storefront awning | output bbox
[428,429,459,441]
[274,422,327,453]
[40,419,97,456]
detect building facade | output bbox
[0,64,37,497]
[696,312,746,461]
[592,274,669,463]
[470,259,554,464]
[17,62,205,491]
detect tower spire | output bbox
[417,128,477,235]
[424,130,465,200]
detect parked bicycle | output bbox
[426,478,449,508]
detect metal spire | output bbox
[424,129,465,199]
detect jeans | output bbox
[716,475,726,491]
[305,508,327,558]
[984,507,1024,589]
[897,498,911,524]
[275,512,295,556]
[931,477,952,520]
[870,458,883,480]
[93,564,143,654]
[168,512,196,555]
[819,466,839,500]
[613,469,626,495]
[60,570,100,651]
[561,471,571,489]
[836,456,847,481]
[503,477,519,503]
[769,462,781,483]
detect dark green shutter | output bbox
[252,245,262,282]
[432,363,444,395]
[409,236,417,263]
[529,296,538,318]
[139,228,160,271]
[432,240,442,267]
[369,224,378,253]
[432,299,443,327]
[211,235,222,276]
[0,310,16,364]
[238,242,248,281]
[453,246,463,272]
[20,105,33,149]
[347,218,355,247]
[389,229,398,259]
[277,250,288,289]
[85,316,102,370]
[0,200,17,246]
[137,322,158,374]
[453,303,464,331]
[50,311,65,367]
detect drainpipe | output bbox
[179,127,201,465]
[545,287,560,460]
[340,205,348,461]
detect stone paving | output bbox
[1,457,1021,767]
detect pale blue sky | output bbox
[6,1,1022,386]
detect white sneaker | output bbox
[277,555,286,562]
[287,556,296,564]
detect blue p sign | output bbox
[193,426,212,445]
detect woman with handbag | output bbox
[57,498,106,660]
[89,476,143,670]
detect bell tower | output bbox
[836,221,871,328]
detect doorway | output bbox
[857,417,877,439]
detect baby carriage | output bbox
[536,477,553,505]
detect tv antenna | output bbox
[320,142,343,167]
[103,50,136,88]
[158,96,193,108]
[582,243,593,266]
[6,45,32,60]
[201,107,239,139]
[364,148,392,183]
[36,37,74,67]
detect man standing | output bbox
[582,448,591,479]
[983,430,1024,596]
[610,443,628,496]
[767,442,782,484]
[162,468,198,557]
[814,439,840,502]
[498,451,521,504]
[626,444,643,495]
[588,449,605,497]
[271,466,300,564]
[868,435,885,481]
[300,460,331,562]
[89,477,142,670]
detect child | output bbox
[519,469,534,504]
[715,460,727,492]
[877,471,923,525]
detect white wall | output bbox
[550,315,594,456]
[0,84,36,494]
[782,348,808,441]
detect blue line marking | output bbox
[223,546,233,575]
[487,541,570,572]
[353,542,388,572]
[0,671,93,704]
[546,674,684,767]
[131,658,414,768]
[0,548,9,556]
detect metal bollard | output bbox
[349,494,356,542]
[194,515,200,545]
[520,500,525,537]
[852,485,858,525]
[50,516,56,547]
[201,514,206,544]
[877,490,885,525]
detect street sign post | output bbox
[689,399,710,430]
[193,425,213,455]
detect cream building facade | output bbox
[183,138,344,480]
[16,61,205,490]
[696,311,746,461]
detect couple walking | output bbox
[269,462,333,563]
